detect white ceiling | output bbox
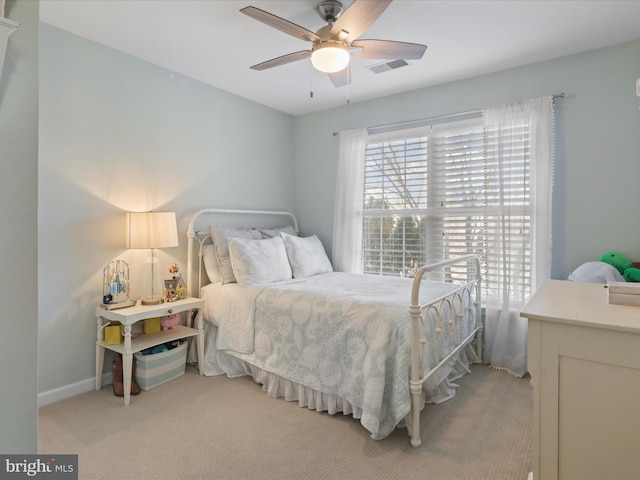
[39,0,640,116]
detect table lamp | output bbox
[126,212,179,305]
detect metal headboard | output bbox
[186,208,299,297]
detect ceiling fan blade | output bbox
[241,6,321,42]
[351,39,427,59]
[330,0,393,43]
[328,67,351,88]
[250,50,312,71]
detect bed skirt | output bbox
[196,321,478,440]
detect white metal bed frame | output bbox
[186,208,483,448]
[408,255,483,446]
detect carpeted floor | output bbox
[39,364,532,480]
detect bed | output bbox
[186,208,483,447]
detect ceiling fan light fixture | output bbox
[311,42,350,73]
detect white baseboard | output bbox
[38,373,113,407]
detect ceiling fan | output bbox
[240,0,427,88]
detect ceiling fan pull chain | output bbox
[346,67,350,105]
[310,66,314,98]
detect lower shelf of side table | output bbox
[98,325,199,355]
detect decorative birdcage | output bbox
[102,260,136,309]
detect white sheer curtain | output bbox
[332,128,367,273]
[483,96,555,377]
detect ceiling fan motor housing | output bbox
[317,0,345,25]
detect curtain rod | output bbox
[332,92,565,136]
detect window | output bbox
[362,117,533,302]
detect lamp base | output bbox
[100,299,137,310]
[140,295,164,306]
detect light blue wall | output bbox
[0,0,38,452]
[38,21,640,400]
[38,24,295,393]
[293,39,640,280]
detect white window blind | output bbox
[362,118,533,300]
[363,128,428,277]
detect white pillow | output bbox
[568,261,625,283]
[210,227,262,284]
[201,244,221,283]
[228,237,292,286]
[260,225,297,239]
[280,232,333,278]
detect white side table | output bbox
[95,297,205,405]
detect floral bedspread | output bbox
[211,272,475,439]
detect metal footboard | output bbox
[407,254,482,447]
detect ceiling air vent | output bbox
[366,59,410,74]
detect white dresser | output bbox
[521,280,640,480]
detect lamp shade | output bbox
[311,42,350,73]
[126,212,179,249]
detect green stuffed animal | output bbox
[624,266,640,282]
[600,251,640,282]
[600,251,631,274]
